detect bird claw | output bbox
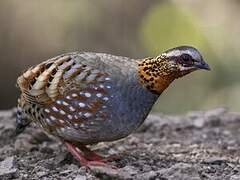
[64,141,118,169]
[84,153,119,162]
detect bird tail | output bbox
[15,101,31,135]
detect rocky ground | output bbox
[0,108,240,180]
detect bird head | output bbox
[138,46,210,94]
[161,46,210,78]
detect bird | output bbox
[16,46,210,167]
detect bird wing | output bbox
[17,52,136,143]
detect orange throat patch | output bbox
[137,57,177,94]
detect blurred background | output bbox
[0,0,239,114]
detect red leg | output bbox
[64,141,115,168]
[78,144,119,162]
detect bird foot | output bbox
[64,141,117,169]
[75,143,120,162]
[84,153,119,162]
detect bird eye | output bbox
[182,55,190,62]
[180,54,193,65]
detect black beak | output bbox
[194,60,211,71]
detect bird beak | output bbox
[194,60,211,71]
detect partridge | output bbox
[16,46,210,167]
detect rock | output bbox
[192,117,205,128]
[205,107,227,117]
[0,156,17,179]
[121,165,138,176]
[203,157,227,165]
[36,171,48,178]
[29,131,52,144]
[230,174,240,180]
[136,170,157,180]
[74,175,87,180]
[158,163,201,180]
[90,165,136,179]
[14,137,35,151]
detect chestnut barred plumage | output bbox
[16,46,210,167]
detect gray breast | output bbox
[98,74,159,141]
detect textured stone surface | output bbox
[0,156,17,179]
[0,108,240,179]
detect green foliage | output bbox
[140,2,207,55]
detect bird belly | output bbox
[48,92,152,144]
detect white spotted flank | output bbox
[79,102,86,108]
[85,92,91,97]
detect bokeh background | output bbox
[0,0,239,114]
